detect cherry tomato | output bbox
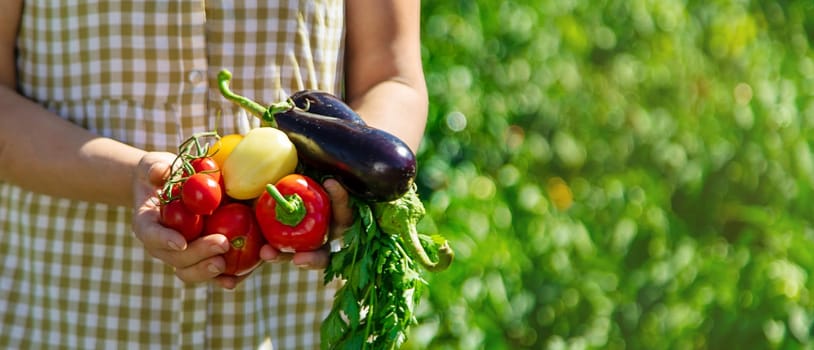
[159,199,204,241]
[217,175,229,203]
[159,182,183,202]
[190,157,221,182]
[203,202,265,276]
[208,134,244,168]
[182,173,222,215]
[170,183,182,198]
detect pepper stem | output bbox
[217,69,278,126]
[265,184,307,227]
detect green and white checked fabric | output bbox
[0,1,345,349]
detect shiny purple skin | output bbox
[289,90,366,125]
[274,109,416,202]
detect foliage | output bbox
[323,197,424,350]
[410,1,814,349]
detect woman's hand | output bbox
[131,152,353,289]
[259,178,354,270]
[131,152,234,286]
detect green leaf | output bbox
[341,288,361,328]
[320,308,347,350]
[321,195,432,350]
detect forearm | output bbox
[0,86,146,207]
[345,0,428,152]
[347,80,427,152]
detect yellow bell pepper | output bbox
[208,133,244,168]
[221,127,298,200]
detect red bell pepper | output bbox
[255,174,331,252]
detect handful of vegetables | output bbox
[158,68,454,349]
[157,129,331,276]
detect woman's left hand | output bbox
[258,178,354,270]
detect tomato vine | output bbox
[158,131,220,204]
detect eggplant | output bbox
[289,90,366,125]
[217,69,416,202]
[275,109,416,201]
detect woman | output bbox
[0,1,427,348]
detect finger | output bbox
[159,234,230,269]
[132,205,188,253]
[291,245,331,270]
[132,153,186,252]
[133,152,175,190]
[214,273,250,290]
[323,178,353,239]
[147,161,172,186]
[260,244,294,263]
[174,255,227,284]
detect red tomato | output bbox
[255,174,331,252]
[203,202,265,276]
[217,175,229,204]
[190,157,221,182]
[159,182,183,202]
[170,183,182,199]
[159,199,204,241]
[182,173,222,215]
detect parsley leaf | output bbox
[321,186,450,350]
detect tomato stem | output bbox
[231,236,245,249]
[158,131,221,205]
[265,184,307,227]
[178,131,219,157]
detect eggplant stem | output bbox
[217,69,276,126]
[267,99,295,115]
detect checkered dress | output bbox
[0,1,345,349]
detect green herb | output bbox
[321,186,452,350]
[373,187,453,272]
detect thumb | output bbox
[323,178,353,239]
[148,161,172,187]
[138,152,176,187]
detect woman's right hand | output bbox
[131,152,234,287]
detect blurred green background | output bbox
[409,1,814,349]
